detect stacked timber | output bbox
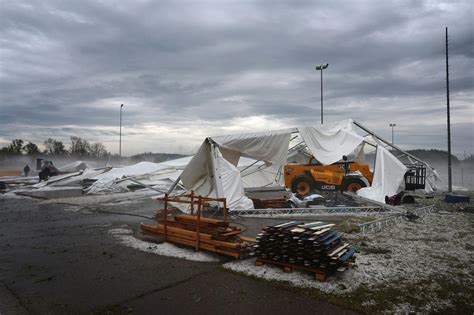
[141,214,255,259]
[255,221,356,281]
[250,197,289,209]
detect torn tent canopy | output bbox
[297,119,364,165]
[357,146,407,203]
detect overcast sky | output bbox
[0,0,472,156]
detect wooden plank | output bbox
[313,228,331,236]
[328,243,349,257]
[142,230,241,258]
[161,220,238,236]
[174,214,228,228]
[221,231,241,237]
[239,236,257,243]
[141,224,242,249]
[310,223,335,231]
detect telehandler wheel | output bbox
[291,176,314,197]
[342,177,367,193]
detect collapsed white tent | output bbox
[179,119,417,210]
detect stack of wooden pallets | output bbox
[141,193,255,258]
[254,221,356,281]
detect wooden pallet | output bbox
[141,192,254,259]
[255,258,329,282]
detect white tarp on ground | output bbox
[58,161,88,173]
[91,161,169,181]
[357,146,407,202]
[298,119,364,165]
[87,161,183,194]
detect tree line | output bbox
[0,137,112,159]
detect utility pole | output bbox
[119,104,124,158]
[446,27,452,193]
[389,123,396,144]
[315,63,329,124]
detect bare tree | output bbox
[23,142,40,155]
[44,138,67,155]
[6,139,24,154]
[89,142,108,159]
[70,136,90,157]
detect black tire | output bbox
[291,176,314,197]
[342,177,367,193]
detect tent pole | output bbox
[353,121,431,167]
[166,175,181,195]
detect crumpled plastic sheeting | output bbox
[86,178,127,194]
[357,146,407,203]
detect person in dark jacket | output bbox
[24,164,30,177]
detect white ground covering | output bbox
[224,211,474,312]
[224,258,347,293]
[108,227,219,262]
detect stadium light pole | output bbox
[315,63,329,124]
[119,104,124,158]
[445,27,452,193]
[389,123,396,144]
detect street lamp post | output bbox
[119,104,124,158]
[389,123,396,144]
[315,63,329,124]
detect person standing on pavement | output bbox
[24,164,30,177]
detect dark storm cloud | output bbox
[0,0,472,155]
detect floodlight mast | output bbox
[389,123,396,144]
[119,104,124,158]
[315,63,329,124]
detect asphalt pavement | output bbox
[0,197,357,314]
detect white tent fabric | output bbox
[240,163,283,188]
[181,131,294,209]
[92,161,169,181]
[424,168,442,193]
[357,146,407,203]
[88,161,182,195]
[212,129,294,166]
[216,150,254,209]
[298,119,364,165]
[180,121,368,209]
[180,141,214,196]
[58,161,88,173]
[179,119,439,209]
